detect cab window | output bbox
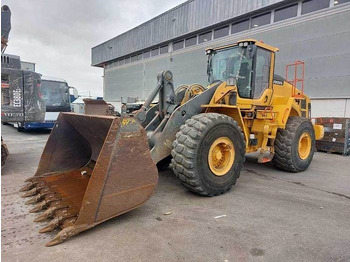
[253,48,271,99]
[209,46,253,98]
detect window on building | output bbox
[185,36,197,47]
[198,31,212,44]
[143,51,151,59]
[214,26,229,39]
[301,0,329,15]
[160,45,168,54]
[173,40,184,51]
[151,48,159,57]
[274,4,298,22]
[251,13,271,28]
[137,54,142,60]
[125,57,130,64]
[118,59,124,66]
[334,0,350,5]
[231,19,250,34]
[131,55,138,62]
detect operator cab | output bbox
[206,39,278,101]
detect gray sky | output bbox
[2,0,185,97]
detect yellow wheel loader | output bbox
[21,39,324,246]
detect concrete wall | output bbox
[103,5,350,116]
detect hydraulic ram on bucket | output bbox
[21,113,158,246]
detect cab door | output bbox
[236,46,274,108]
[250,47,274,106]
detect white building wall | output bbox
[311,99,350,118]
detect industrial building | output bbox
[92,0,350,117]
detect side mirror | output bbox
[65,92,70,103]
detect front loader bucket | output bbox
[20,113,158,246]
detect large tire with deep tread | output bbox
[171,113,245,196]
[273,116,315,172]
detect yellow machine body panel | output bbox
[203,39,324,157]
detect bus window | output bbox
[41,80,70,111]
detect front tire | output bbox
[171,113,245,196]
[273,117,315,172]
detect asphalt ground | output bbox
[1,124,350,261]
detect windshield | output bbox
[41,80,69,107]
[208,46,253,98]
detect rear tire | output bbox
[171,113,245,196]
[273,117,315,172]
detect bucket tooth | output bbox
[26,197,40,205]
[21,187,39,198]
[20,181,45,192]
[20,183,35,192]
[34,207,56,222]
[25,176,43,183]
[26,191,56,205]
[39,217,61,233]
[46,233,66,247]
[24,177,37,183]
[43,193,60,203]
[29,201,46,213]
[25,195,41,205]
[29,194,59,212]
[62,217,77,228]
[21,185,49,198]
[46,224,87,247]
[39,208,76,233]
[26,191,51,205]
[36,187,53,197]
[33,201,69,222]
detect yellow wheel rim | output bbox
[298,132,312,160]
[208,137,235,176]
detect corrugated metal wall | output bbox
[92,0,285,66]
[103,5,350,115]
